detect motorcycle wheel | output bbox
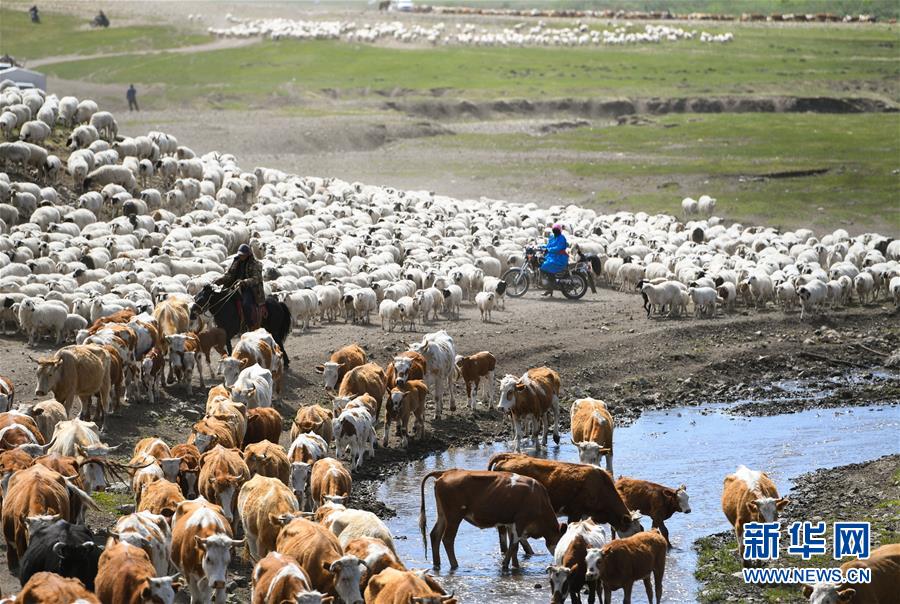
[501,268,530,298]
[561,273,588,300]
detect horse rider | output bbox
[540,222,569,296]
[215,243,266,329]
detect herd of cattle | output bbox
[0,83,898,603]
[210,16,734,47]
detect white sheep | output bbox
[798,279,828,320]
[18,120,51,145]
[475,291,495,322]
[83,165,137,192]
[689,286,720,318]
[379,298,401,332]
[854,272,875,304]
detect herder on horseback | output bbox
[215,243,266,330]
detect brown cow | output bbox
[197,325,228,381]
[243,440,290,484]
[454,351,495,410]
[419,468,564,570]
[153,296,190,356]
[171,497,242,604]
[275,517,366,604]
[0,448,33,496]
[310,457,351,509]
[721,465,788,560]
[95,540,182,604]
[27,399,67,442]
[206,394,248,446]
[616,477,691,547]
[34,344,112,429]
[170,443,201,499]
[291,404,334,443]
[251,551,326,604]
[487,453,638,533]
[17,571,100,603]
[238,474,300,562]
[190,415,239,451]
[585,528,667,604]
[384,380,427,448]
[385,351,426,389]
[365,568,455,604]
[547,518,610,604]
[570,398,614,473]
[497,367,561,452]
[133,436,172,461]
[801,543,900,604]
[138,478,185,519]
[315,343,367,390]
[338,362,387,424]
[89,309,135,329]
[199,445,250,528]
[244,407,282,448]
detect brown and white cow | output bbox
[291,405,334,443]
[585,528,667,604]
[310,457,352,510]
[385,351,427,390]
[365,568,455,604]
[221,329,285,396]
[133,436,172,462]
[487,453,640,534]
[25,399,67,442]
[190,416,239,452]
[384,380,427,449]
[205,394,248,446]
[316,344,367,391]
[95,540,182,604]
[497,367,560,452]
[721,465,788,560]
[801,543,900,604]
[153,296,190,357]
[34,344,112,429]
[244,407,282,449]
[616,477,690,547]
[344,537,405,587]
[111,510,173,577]
[337,362,387,425]
[239,474,300,562]
[171,497,243,604]
[138,478,185,520]
[138,347,165,404]
[419,468,564,570]
[16,571,100,603]
[0,376,13,412]
[165,332,204,395]
[243,439,290,484]
[547,518,611,604]
[199,445,250,527]
[275,516,367,604]
[0,448,33,495]
[570,398,614,473]
[170,443,201,499]
[454,351,495,410]
[251,551,329,604]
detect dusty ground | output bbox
[694,454,900,603]
[0,279,897,599]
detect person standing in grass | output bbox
[127,84,139,111]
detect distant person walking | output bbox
[127,84,139,111]
[29,5,40,23]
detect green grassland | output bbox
[35,23,900,105]
[0,8,207,61]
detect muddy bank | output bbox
[694,454,900,603]
[385,95,898,120]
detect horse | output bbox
[192,284,292,368]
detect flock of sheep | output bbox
[0,81,898,353]
[210,16,734,47]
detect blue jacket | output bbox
[541,233,568,273]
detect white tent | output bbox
[0,66,47,90]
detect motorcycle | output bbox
[501,246,589,300]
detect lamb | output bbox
[482,276,507,310]
[442,284,462,319]
[797,279,828,320]
[775,281,798,312]
[854,272,876,305]
[62,313,89,343]
[396,295,418,331]
[352,288,377,325]
[379,298,401,332]
[18,120,51,145]
[475,291,495,322]
[689,286,720,318]
[83,165,137,193]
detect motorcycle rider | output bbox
[540,222,568,296]
[215,243,266,329]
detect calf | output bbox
[231,363,274,409]
[570,398,614,473]
[801,543,900,604]
[243,407,282,448]
[454,351,495,410]
[138,478,185,519]
[419,468,564,570]
[244,439,290,483]
[337,362,387,426]
[721,465,788,561]
[315,343,367,390]
[139,347,165,404]
[547,519,610,604]
[291,404,334,443]
[365,568,455,604]
[616,477,690,547]
[333,406,376,470]
[585,528,667,604]
[171,497,243,604]
[239,474,300,562]
[16,571,99,603]
[165,332,204,395]
[384,380,427,448]
[199,445,250,527]
[408,330,456,420]
[497,367,561,452]
[310,457,352,510]
[18,519,102,590]
[95,540,182,604]
[111,511,173,577]
[275,516,366,604]
[197,325,228,380]
[251,551,325,604]
[170,443,201,499]
[385,351,427,389]
[190,415,239,451]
